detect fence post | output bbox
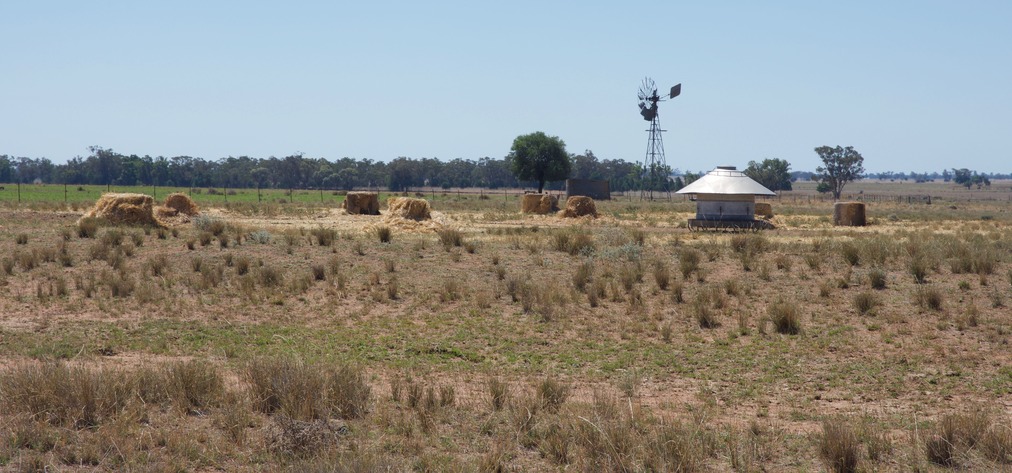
[64,183,68,203]
[290,188,294,204]
[17,182,21,203]
[257,184,261,203]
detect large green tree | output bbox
[744,158,792,192]
[506,132,570,193]
[814,146,865,200]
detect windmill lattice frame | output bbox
[637,77,681,199]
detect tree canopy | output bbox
[744,158,792,192]
[506,132,571,193]
[813,146,865,200]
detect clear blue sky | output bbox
[2,1,1010,173]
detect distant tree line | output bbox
[2,147,1003,193]
[0,147,659,192]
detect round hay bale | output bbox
[81,193,164,227]
[387,197,431,221]
[755,202,774,219]
[163,192,199,216]
[520,193,558,214]
[833,202,866,226]
[559,196,598,218]
[342,192,380,215]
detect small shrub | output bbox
[15,233,28,244]
[199,231,213,247]
[242,229,269,244]
[131,232,144,247]
[853,291,878,315]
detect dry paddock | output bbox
[0,195,1009,471]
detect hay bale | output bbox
[755,202,774,219]
[342,192,380,215]
[387,197,431,221]
[81,193,164,227]
[559,196,598,218]
[833,202,866,226]
[520,194,559,214]
[163,192,199,216]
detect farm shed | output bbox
[675,166,776,231]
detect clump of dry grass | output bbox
[311,226,337,246]
[853,291,878,315]
[437,227,464,250]
[679,248,701,279]
[487,377,509,412]
[244,357,370,421]
[868,269,887,289]
[768,298,801,334]
[820,420,860,473]
[375,225,392,243]
[536,376,570,412]
[915,286,943,311]
[552,230,594,256]
[653,261,670,290]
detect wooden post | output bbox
[257,184,261,203]
[17,182,21,203]
[64,183,68,202]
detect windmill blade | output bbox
[638,77,656,101]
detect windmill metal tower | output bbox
[638,77,681,199]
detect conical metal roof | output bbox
[675,166,776,196]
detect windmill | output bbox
[637,77,681,199]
